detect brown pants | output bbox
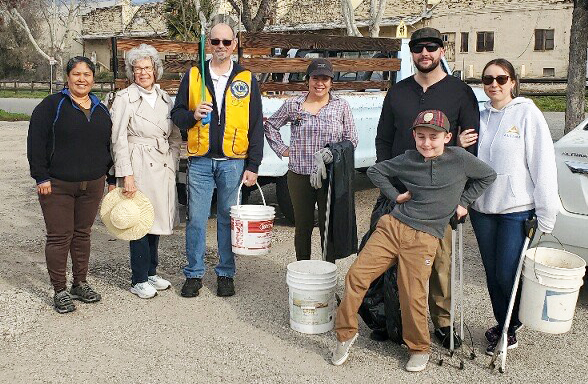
[38,177,105,292]
[335,215,439,353]
[287,171,329,261]
[429,225,453,328]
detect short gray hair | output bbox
[125,44,164,81]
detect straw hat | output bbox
[100,187,154,241]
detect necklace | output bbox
[71,94,91,109]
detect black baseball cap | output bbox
[306,58,334,78]
[409,27,444,48]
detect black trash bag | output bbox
[357,194,403,344]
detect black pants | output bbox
[287,171,330,261]
[129,234,160,285]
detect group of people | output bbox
[26,23,558,373]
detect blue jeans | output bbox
[469,209,534,333]
[184,157,244,279]
[129,234,159,285]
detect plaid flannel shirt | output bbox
[264,94,358,175]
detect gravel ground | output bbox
[1,120,587,384]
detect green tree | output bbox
[164,0,214,41]
[0,5,40,79]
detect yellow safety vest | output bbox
[187,66,252,157]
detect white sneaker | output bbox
[130,282,157,299]
[331,333,359,366]
[148,275,171,290]
[405,353,429,372]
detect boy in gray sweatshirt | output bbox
[331,110,496,372]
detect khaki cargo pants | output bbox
[335,215,439,353]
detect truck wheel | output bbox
[276,176,295,224]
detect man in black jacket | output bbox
[373,27,480,348]
[171,22,264,298]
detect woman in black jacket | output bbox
[27,56,113,314]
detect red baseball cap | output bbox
[412,110,450,133]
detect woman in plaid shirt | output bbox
[264,59,358,261]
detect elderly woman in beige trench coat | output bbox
[110,43,182,299]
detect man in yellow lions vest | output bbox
[171,23,264,298]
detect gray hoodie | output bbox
[472,97,559,233]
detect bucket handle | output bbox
[236,181,267,206]
[530,232,566,285]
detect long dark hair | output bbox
[482,58,519,98]
[65,56,96,76]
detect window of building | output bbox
[543,68,556,77]
[460,32,469,53]
[535,29,555,51]
[476,32,494,52]
[441,32,456,62]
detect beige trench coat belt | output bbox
[127,136,169,154]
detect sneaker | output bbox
[486,323,523,343]
[148,275,171,290]
[485,333,518,356]
[181,278,202,298]
[130,282,157,299]
[369,329,389,342]
[217,276,235,297]
[485,325,501,343]
[53,290,76,314]
[331,333,359,366]
[434,326,462,349]
[405,353,429,372]
[69,282,101,303]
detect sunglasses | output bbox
[481,75,510,85]
[210,39,233,46]
[410,43,440,54]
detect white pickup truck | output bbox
[178,39,488,223]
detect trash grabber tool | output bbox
[321,166,332,262]
[439,213,467,369]
[489,215,538,373]
[199,14,211,125]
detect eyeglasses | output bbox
[210,39,233,46]
[482,75,510,85]
[410,43,440,54]
[133,66,154,74]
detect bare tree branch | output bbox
[4,8,51,60]
[369,0,387,37]
[341,0,361,37]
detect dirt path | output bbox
[1,122,587,384]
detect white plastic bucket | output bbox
[230,182,275,256]
[519,247,586,334]
[286,260,338,334]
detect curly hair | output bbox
[124,44,164,82]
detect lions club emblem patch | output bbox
[231,80,250,99]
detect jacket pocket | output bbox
[480,173,517,212]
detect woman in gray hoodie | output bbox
[460,58,559,355]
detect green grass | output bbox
[0,90,49,98]
[0,109,30,121]
[530,96,588,112]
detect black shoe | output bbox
[485,325,501,343]
[54,290,76,314]
[434,326,462,349]
[486,323,523,343]
[369,329,389,342]
[485,333,518,356]
[217,276,235,297]
[181,278,202,297]
[69,282,101,303]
